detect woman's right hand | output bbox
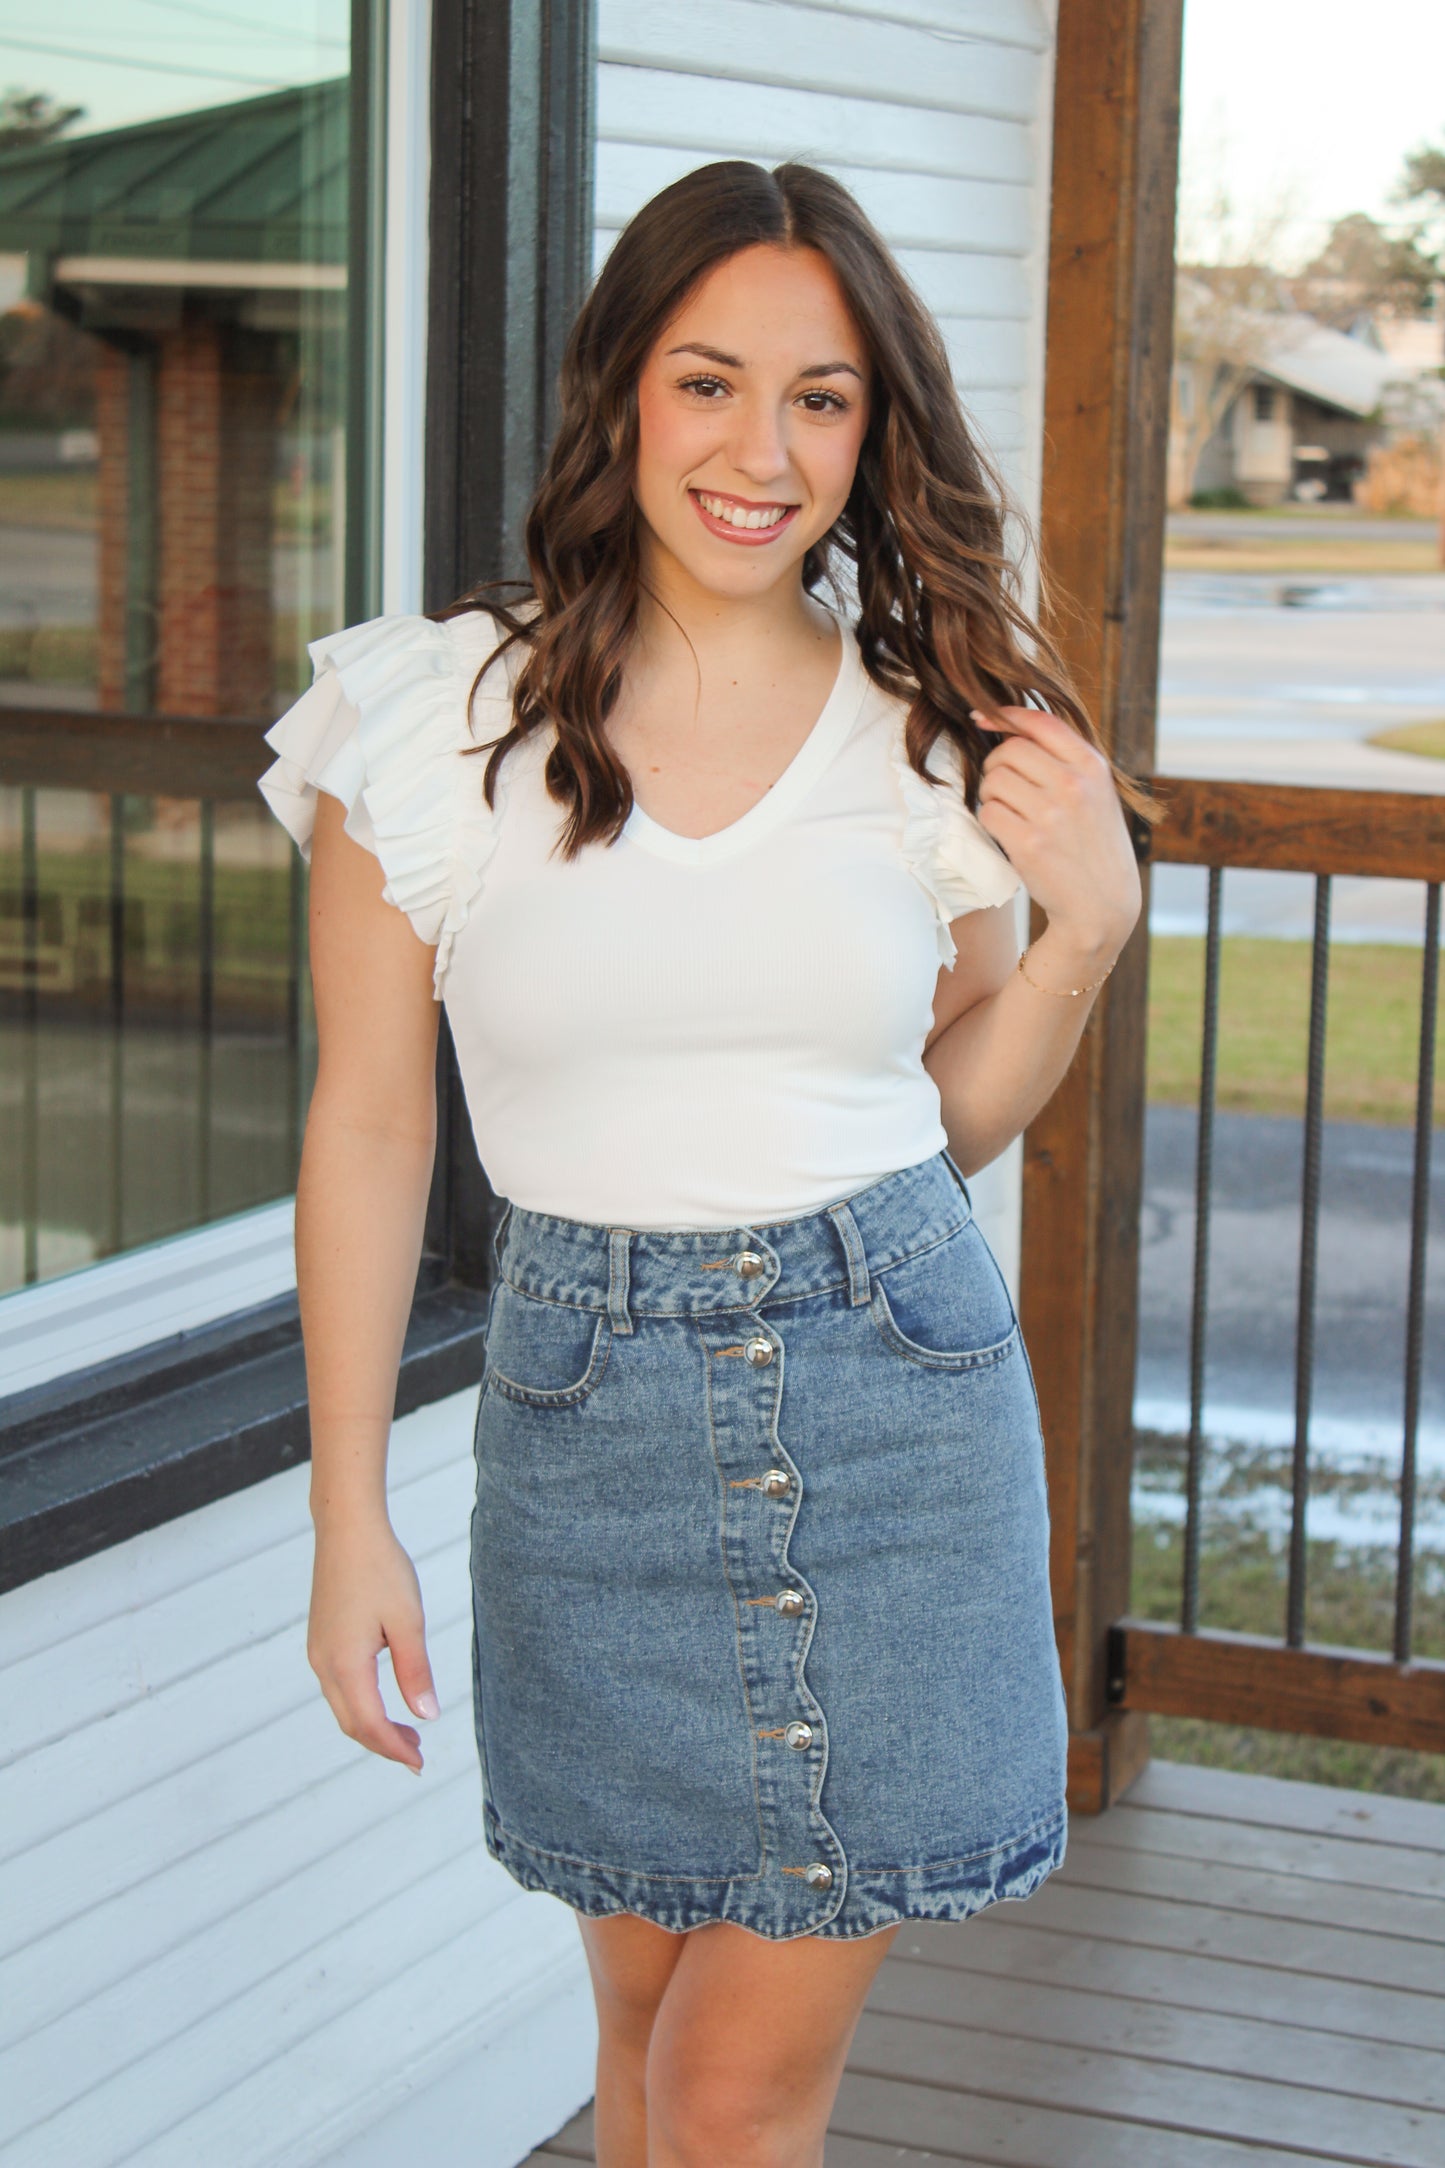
[307,1513,441,1773]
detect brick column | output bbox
[95,343,132,714]
[155,317,276,718]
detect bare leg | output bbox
[646,1919,897,2166]
[576,1913,689,2167]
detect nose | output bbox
[725,394,792,489]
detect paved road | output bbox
[1152,568,1445,944]
[1136,1105,1444,1487]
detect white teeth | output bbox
[697,492,789,530]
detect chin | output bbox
[671,540,812,601]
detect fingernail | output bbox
[968,708,985,721]
[416,1690,440,1721]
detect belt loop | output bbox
[827,1200,871,1307]
[607,1228,635,1335]
[490,1199,514,1274]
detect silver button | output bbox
[804,1861,834,1891]
[760,1467,792,1498]
[775,1588,805,1617]
[734,1250,766,1279]
[744,1337,774,1367]
[784,1720,813,1751]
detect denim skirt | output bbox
[467,1148,1069,1941]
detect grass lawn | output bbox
[1147,934,1440,1127]
[1130,1506,1445,1802]
[0,614,318,697]
[1368,717,1445,759]
[1165,536,1442,575]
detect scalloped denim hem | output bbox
[482,1799,1069,1944]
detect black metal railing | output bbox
[1,710,311,1293]
[1113,778,1445,1748]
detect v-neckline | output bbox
[621,606,865,868]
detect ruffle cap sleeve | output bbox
[257,611,512,1001]
[892,724,1023,970]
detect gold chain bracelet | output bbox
[1016,945,1116,998]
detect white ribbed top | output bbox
[258,604,1023,1228]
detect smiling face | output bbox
[632,242,871,606]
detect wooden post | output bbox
[421,0,596,1290]
[1024,0,1185,1814]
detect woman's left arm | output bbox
[922,705,1143,1176]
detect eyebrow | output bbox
[664,341,865,383]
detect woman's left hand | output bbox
[971,704,1142,961]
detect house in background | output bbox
[1169,264,1444,506]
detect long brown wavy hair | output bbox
[437,158,1159,856]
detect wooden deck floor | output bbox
[526,1757,1445,2166]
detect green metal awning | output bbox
[0,78,347,292]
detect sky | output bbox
[1179,0,1445,271]
[0,3,348,134]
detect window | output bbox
[0,5,373,1297]
[1254,382,1277,422]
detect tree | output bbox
[1294,212,1440,324]
[0,89,85,153]
[1170,146,1316,506]
[1394,134,1445,256]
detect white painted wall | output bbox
[0,7,1062,2165]
[0,1390,595,2168]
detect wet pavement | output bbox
[1134,1103,1444,1545]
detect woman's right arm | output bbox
[296,786,444,1773]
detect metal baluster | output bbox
[198,798,215,1222]
[20,785,39,1284]
[109,792,125,1259]
[1287,874,1331,1648]
[1395,881,1439,1663]
[1182,864,1223,1635]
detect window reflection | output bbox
[0,12,358,1295]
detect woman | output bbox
[259,161,1149,2168]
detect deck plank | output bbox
[519,1762,1445,2167]
[1120,1759,1445,1852]
[868,1953,1445,2109]
[897,1917,1445,2050]
[1055,1836,1445,1941]
[1003,1874,1443,1991]
[847,2010,1445,2166]
[1069,1801,1445,1899]
[829,2070,1328,2165]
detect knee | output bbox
[593,1974,668,2062]
[646,2065,818,2168]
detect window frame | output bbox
[0,0,598,1594]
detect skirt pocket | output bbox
[484,1280,612,1407]
[868,1217,1018,1371]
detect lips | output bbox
[689,488,801,547]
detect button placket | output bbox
[703,1271,845,1928]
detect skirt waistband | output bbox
[491,1150,974,1328]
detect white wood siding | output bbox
[0,1391,595,2168]
[0,7,1060,2165]
[596,0,1057,503]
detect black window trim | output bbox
[0,0,598,1596]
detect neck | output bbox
[634,534,830,669]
